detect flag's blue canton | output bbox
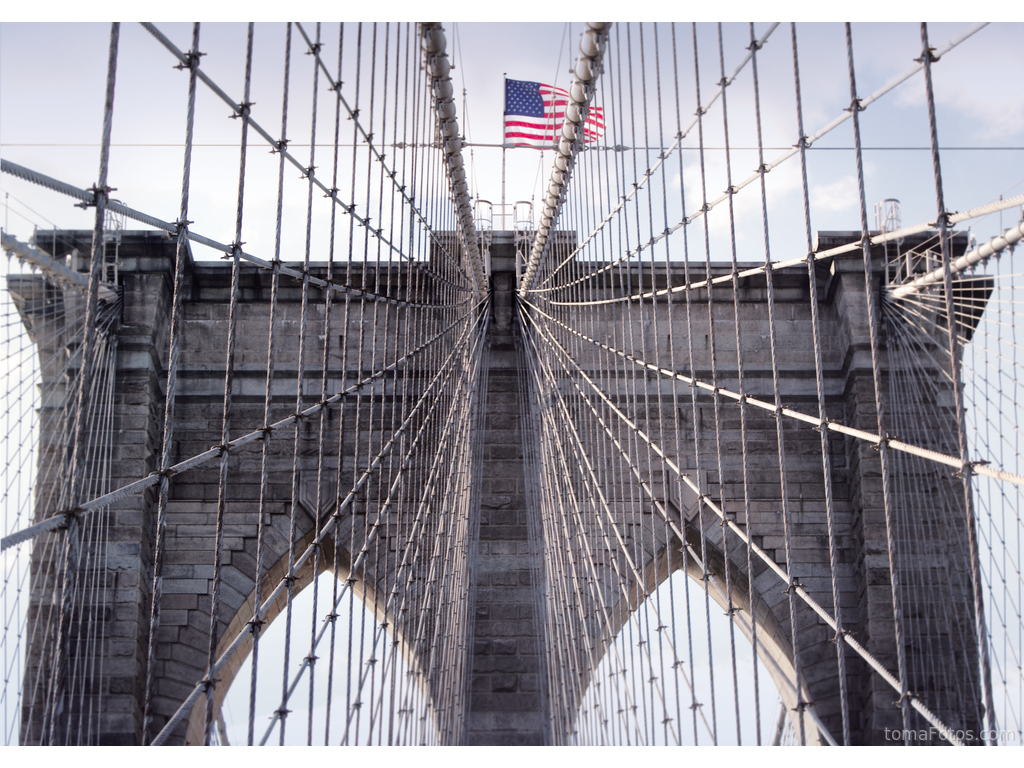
[505,79,545,118]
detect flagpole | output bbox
[501,73,507,232]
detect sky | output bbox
[1,20,1021,268]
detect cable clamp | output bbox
[784,578,804,596]
[305,41,323,56]
[274,707,291,718]
[748,38,763,52]
[914,46,940,64]
[271,138,288,155]
[845,97,864,114]
[55,507,85,529]
[246,616,266,633]
[173,218,193,237]
[328,79,342,93]
[224,240,245,261]
[258,425,274,442]
[894,691,918,706]
[78,183,116,210]
[175,49,205,71]
[955,459,983,479]
[301,164,316,180]
[230,101,253,120]
[199,676,219,692]
[155,466,177,479]
[304,654,318,664]
[831,628,850,644]
[215,442,232,457]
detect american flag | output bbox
[504,78,604,148]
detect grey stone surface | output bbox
[17,229,984,745]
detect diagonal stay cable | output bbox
[532,21,989,297]
[524,303,965,745]
[522,296,1024,488]
[149,304,485,745]
[359,359,482,745]
[540,193,1024,306]
[522,306,710,744]
[0,160,459,309]
[523,292,730,743]
[258,315,486,745]
[1,299,486,551]
[0,233,118,300]
[141,22,469,288]
[535,23,780,291]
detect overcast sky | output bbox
[1,19,1021,266]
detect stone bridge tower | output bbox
[13,227,985,745]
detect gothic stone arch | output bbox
[16,229,985,745]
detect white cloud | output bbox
[809,174,859,213]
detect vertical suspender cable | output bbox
[203,21,254,746]
[519,23,610,297]
[918,21,996,743]
[844,21,913,736]
[44,22,119,746]
[142,22,200,743]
